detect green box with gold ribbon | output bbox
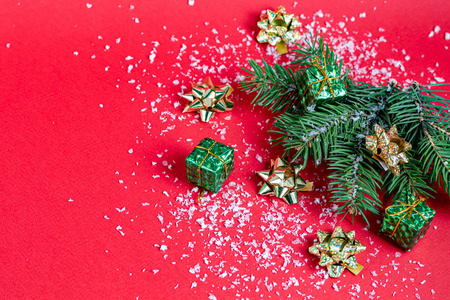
[299,60,347,106]
[380,190,435,250]
[186,138,234,193]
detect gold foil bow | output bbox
[256,6,302,54]
[181,77,234,122]
[256,157,313,205]
[366,124,412,176]
[309,226,366,278]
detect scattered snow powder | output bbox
[189,264,200,274]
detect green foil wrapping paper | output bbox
[380,191,436,250]
[299,64,347,105]
[186,138,234,193]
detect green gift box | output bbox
[185,138,234,193]
[299,63,347,106]
[380,191,436,251]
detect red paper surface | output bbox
[1,0,450,299]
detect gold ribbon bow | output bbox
[300,48,341,102]
[181,77,234,122]
[256,6,302,54]
[256,157,313,205]
[386,195,427,238]
[309,226,366,278]
[366,124,412,176]
[195,141,228,203]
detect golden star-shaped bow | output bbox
[256,6,302,54]
[181,77,234,122]
[256,157,313,205]
[309,226,366,278]
[365,124,412,176]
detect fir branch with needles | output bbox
[239,33,349,113]
[239,59,305,113]
[270,103,366,166]
[388,83,450,195]
[383,156,435,201]
[270,81,394,167]
[328,137,383,225]
[239,32,450,224]
[291,32,343,71]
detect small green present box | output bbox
[380,191,435,251]
[299,62,347,106]
[185,138,234,193]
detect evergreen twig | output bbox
[388,83,450,195]
[240,59,304,112]
[271,103,366,166]
[239,32,450,223]
[328,137,383,225]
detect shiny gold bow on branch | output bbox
[256,6,302,54]
[181,77,234,122]
[366,124,412,176]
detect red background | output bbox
[1,0,450,299]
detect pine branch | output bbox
[239,32,351,114]
[239,59,305,112]
[323,82,396,223]
[291,32,342,72]
[346,80,398,122]
[270,103,366,166]
[383,156,435,201]
[238,32,450,221]
[419,126,450,193]
[428,122,450,137]
[328,137,383,225]
[388,83,450,195]
[270,81,394,167]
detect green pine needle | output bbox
[383,156,435,201]
[328,137,383,226]
[271,103,366,166]
[291,32,341,72]
[388,83,450,195]
[240,59,305,112]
